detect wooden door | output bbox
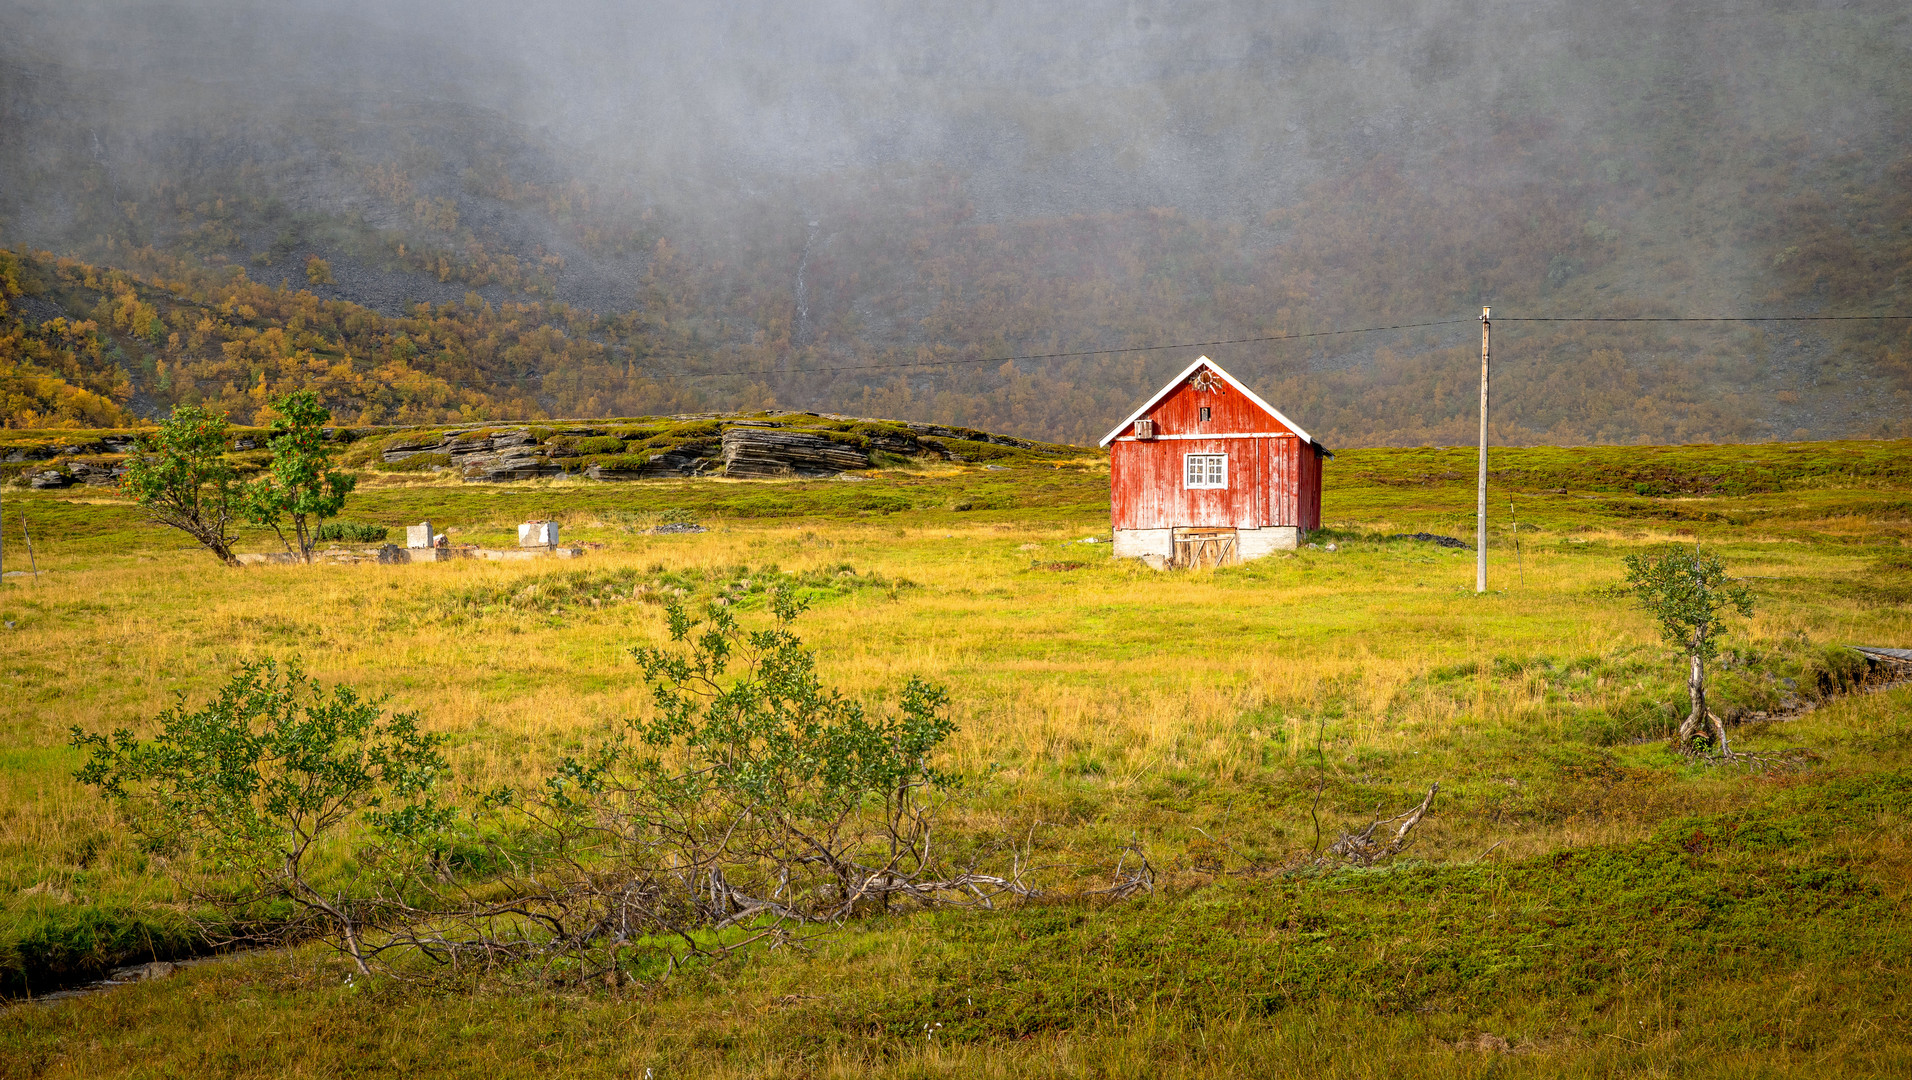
[1171,527,1239,569]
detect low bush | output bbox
[574,436,626,455]
[421,562,915,624]
[315,521,390,543]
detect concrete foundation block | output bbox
[1113,528,1172,561]
[1237,526,1302,557]
[1115,525,1299,566]
[519,521,559,548]
[406,521,434,549]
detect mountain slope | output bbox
[1,0,1908,444]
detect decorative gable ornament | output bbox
[1188,369,1225,394]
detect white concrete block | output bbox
[519,521,559,548]
[1113,528,1172,561]
[406,521,434,549]
[1237,526,1301,559]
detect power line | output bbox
[651,318,1471,381]
[392,310,1912,388]
[1498,314,1912,323]
[645,311,1911,382]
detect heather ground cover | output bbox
[0,437,1907,1077]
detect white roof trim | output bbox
[1096,356,1316,447]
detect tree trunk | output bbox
[1678,648,1707,747]
[198,530,240,566]
[288,855,372,975]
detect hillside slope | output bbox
[1,0,1908,444]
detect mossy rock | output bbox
[588,452,652,470]
[664,420,723,439]
[574,436,627,455]
[373,452,452,473]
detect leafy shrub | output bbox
[122,405,244,564]
[413,588,967,983]
[315,521,390,543]
[422,563,914,624]
[429,567,657,620]
[69,660,451,976]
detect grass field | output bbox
[1,437,1909,1077]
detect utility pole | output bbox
[1477,306,1490,594]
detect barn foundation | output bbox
[1115,525,1301,569]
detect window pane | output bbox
[1185,454,1227,488]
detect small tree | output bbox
[121,405,244,565]
[623,586,959,916]
[409,587,978,985]
[1625,545,1756,755]
[71,660,451,974]
[247,390,355,562]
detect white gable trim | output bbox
[1096,356,1316,447]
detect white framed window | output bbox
[1184,453,1227,489]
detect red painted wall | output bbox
[1108,367,1323,532]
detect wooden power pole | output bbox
[1476,306,1490,594]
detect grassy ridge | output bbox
[0,437,1908,1074]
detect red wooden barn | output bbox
[1099,356,1330,568]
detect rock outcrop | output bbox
[8,413,1070,491]
[720,428,873,477]
[585,441,720,480]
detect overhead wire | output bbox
[644,317,1472,381]
[442,310,1912,388]
[645,312,1911,382]
[1495,314,1912,323]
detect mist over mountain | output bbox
[2,0,1908,444]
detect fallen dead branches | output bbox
[1084,846,1155,901]
[1326,784,1439,867]
[1692,747,1819,772]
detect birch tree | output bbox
[1624,545,1755,755]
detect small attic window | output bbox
[1199,406,1212,422]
